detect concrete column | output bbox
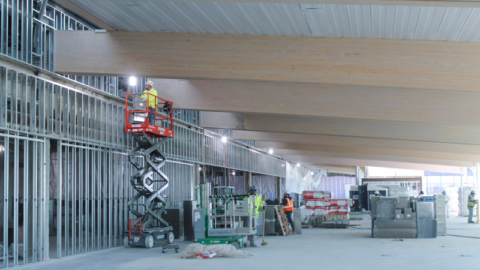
[355,166,360,186]
[461,167,467,216]
[355,166,365,186]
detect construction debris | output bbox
[181,244,254,259]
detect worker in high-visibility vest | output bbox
[140,81,158,125]
[282,192,294,231]
[246,185,264,247]
[467,190,477,224]
[374,191,380,197]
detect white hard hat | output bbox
[374,191,379,194]
[146,81,154,87]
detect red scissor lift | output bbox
[125,93,174,138]
[124,93,177,250]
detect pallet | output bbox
[274,205,290,236]
[323,224,349,229]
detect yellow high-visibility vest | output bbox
[468,195,476,207]
[246,194,264,218]
[141,88,158,108]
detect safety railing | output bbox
[124,93,174,138]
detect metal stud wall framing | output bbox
[0,133,46,269]
[1,1,202,126]
[0,60,285,266]
[0,0,147,97]
[55,142,132,258]
[55,142,195,258]
[0,65,129,150]
[0,63,286,177]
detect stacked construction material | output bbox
[302,191,332,200]
[303,191,353,219]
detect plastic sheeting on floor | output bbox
[181,243,254,259]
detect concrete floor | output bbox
[18,215,480,270]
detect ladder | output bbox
[274,205,290,236]
[128,133,170,231]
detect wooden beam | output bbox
[256,141,480,163]
[286,155,466,174]
[234,131,480,158]
[55,31,480,92]
[87,0,480,9]
[166,79,480,126]
[201,112,480,145]
[278,149,475,167]
[305,165,356,175]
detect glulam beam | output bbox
[55,31,480,92]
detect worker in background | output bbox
[418,191,425,198]
[247,185,264,247]
[374,191,380,197]
[442,190,450,218]
[282,192,294,231]
[467,191,477,224]
[141,81,158,125]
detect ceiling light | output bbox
[0,145,4,152]
[311,171,314,176]
[268,149,273,154]
[129,76,137,86]
[232,171,236,176]
[296,163,300,167]
[221,136,227,143]
[198,167,202,171]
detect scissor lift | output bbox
[123,93,176,248]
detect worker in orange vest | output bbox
[282,192,294,231]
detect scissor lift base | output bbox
[124,226,174,248]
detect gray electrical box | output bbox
[265,207,277,235]
[193,208,206,240]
